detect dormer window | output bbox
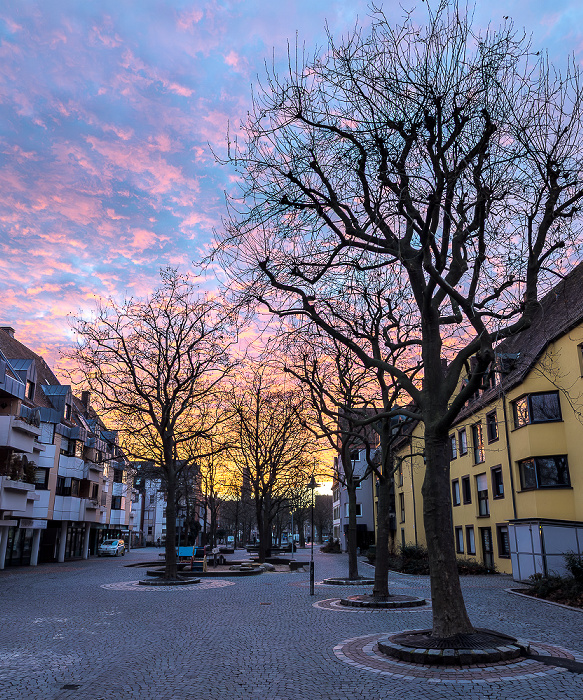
[64,403,72,420]
[26,380,35,400]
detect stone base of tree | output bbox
[340,594,426,609]
[378,629,529,666]
[138,577,201,586]
[322,577,375,585]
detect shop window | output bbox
[519,456,570,489]
[497,525,511,557]
[459,428,468,456]
[455,526,464,553]
[452,479,460,506]
[491,466,504,498]
[472,423,485,464]
[466,525,476,555]
[512,392,561,428]
[486,411,498,442]
[476,473,489,516]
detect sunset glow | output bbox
[1,1,582,373]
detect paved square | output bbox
[1,548,582,699]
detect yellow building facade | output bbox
[394,265,583,580]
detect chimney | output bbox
[0,326,15,338]
[81,391,91,410]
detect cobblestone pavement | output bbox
[1,548,582,699]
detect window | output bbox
[513,392,561,428]
[399,493,405,522]
[333,506,340,520]
[397,466,403,487]
[486,411,498,443]
[64,403,71,420]
[466,526,476,555]
[455,526,464,553]
[355,503,362,517]
[149,494,155,504]
[148,526,153,535]
[113,469,123,483]
[91,483,99,500]
[449,434,457,461]
[350,449,360,463]
[452,479,460,506]
[462,476,472,504]
[519,456,570,489]
[26,380,35,400]
[497,525,511,557]
[56,477,80,497]
[59,437,70,456]
[472,423,485,464]
[459,428,468,455]
[344,503,349,517]
[476,473,489,516]
[33,468,49,490]
[111,495,122,510]
[491,466,504,498]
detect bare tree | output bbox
[224,363,321,562]
[314,494,332,543]
[216,3,583,636]
[68,269,238,579]
[281,330,410,596]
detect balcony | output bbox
[0,475,38,514]
[0,415,40,452]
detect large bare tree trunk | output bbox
[346,481,359,579]
[164,462,178,579]
[373,474,391,600]
[423,430,473,637]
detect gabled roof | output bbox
[0,328,61,408]
[455,261,583,423]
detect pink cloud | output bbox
[177,9,204,31]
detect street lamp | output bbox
[307,475,319,595]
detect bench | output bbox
[177,546,208,572]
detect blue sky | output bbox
[0,1,582,370]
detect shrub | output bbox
[526,553,583,608]
[564,552,583,585]
[320,538,341,553]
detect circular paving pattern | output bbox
[333,632,583,682]
[314,598,433,613]
[101,579,235,591]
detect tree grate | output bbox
[391,627,518,650]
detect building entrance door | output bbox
[480,527,494,569]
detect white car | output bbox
[98,539,125,557]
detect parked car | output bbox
[98,539,125,557]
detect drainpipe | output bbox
[410,440,418,547]
[501,395,518,520]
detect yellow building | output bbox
[394,264,583,581]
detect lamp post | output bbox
[308,475,318,595]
